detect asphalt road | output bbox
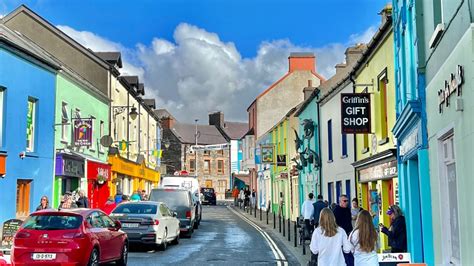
[124,205,297,265]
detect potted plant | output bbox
[97,174,107,185]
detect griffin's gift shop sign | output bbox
[341,93,371,134]
[74,119,93,147]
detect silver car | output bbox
[110,201,180,250]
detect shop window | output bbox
[61,102,69,142]
[190,159,196,173]
[327,120,333,162]
[345,180,351,201]
[217,160,224,174]
[218,180,227,193]
[336,181,342,201]
[378,68,389,143]
[26,98,37,152]
[204,160,211,173]
[16,180,32,218]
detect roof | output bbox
[220,121,248,140]
[143,99,156,109]
[0,24,61,70]
[95,52,122,68]
[289,52,315,57]
[171,123,227,145]
[155,109,177,121]
[122,76,139,87]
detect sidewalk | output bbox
[229,203,312,266]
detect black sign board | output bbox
[276,155,286,166]
[341,93,371,134]
[1,219,23,249]
[64,157,84,178]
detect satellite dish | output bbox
[100,135,113,148]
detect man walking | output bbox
[232,186,239,206]
[333,194,354,266]
[312,194,327,227]
[76,190,89,208]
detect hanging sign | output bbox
[277,155,286,166]
[261,145,274,163]
[341,93,371,134]
[74,119,93,147]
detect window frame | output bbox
[327,119,333,162]
[204,159,211,173]
[217,160,224,174]
[99,120,104,153]
[26,98,37,153]
[61,102,69,142]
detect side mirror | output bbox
[173,212,177,217]
[114,220,122,230]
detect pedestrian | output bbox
[301,193,315,239]
[35,195,50,211]
[131,191,141,201]
[251,189,256,208]
[333,194,354,266]
[349,210,378,265]
[140,190,148,201]
[232,186,240,206]
[380,205,407,252]
[330,202,337,210]
[239,188,245,208]
[244,187,251,210]
[351,198,362,228]
[115,191,123,204]
[279,192,284,216]
[59,192,78,210]
[76,190,89,208]
[121,194,130,204]
[309,208,351,265]
[312,194,328,228]
[102,196,117,215]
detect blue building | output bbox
[391,1,434,264]
[0,25,59,223]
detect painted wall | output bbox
[0,47,56,223]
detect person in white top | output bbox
[348,210,379,266]
[310,208,351,265]
[301,193,315,224]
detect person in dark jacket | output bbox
[380,205,407,252]
[76,190,89,208]
[333,194,353,235]
[35,195,50,211]
[312,194,327,228]
[115,191,123,204]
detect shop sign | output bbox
[378,253,411,264]
[63,157,84,178]
[399,126,419,157]
[279,172,288,179]
[341,93,371,134]
[1,219,22,249]
[74,119,93,147]
[261,145,274,163]
[276,155,286,166]
[438,65,464,113]
[359,160,397,183]
[87,161,111,182]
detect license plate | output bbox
[32,253,56,260]
[122,223,139,228]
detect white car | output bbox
[110,201,180,250]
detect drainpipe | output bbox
[349,73,359,203]
[316,89,322,196]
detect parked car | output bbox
[109,201,180,250]
[149,188,197,237]
[200,187,217,205]
[160,175,202,226]
[12,209,128,266]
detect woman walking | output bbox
[349,210,379,265]
[310,208,351,265]
[35,196,49,211]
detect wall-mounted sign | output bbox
[87,161,111,182]
[1,219,23,249]
[276,155,286,166]
[74,119,93,147]
[64,157,85,178]
[399,125,420,157]
[359,160,397,183]
[261,145,274,163]
[438,65,464,113]
[341,93,371,134]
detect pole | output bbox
[279,214,281,233]
[194,119,198,177]
[273,212,276,229]
[287,219,291,241]
[282,215,285,237]
[294,222,297,247]
[254,203,257,218]
[259,205,262,220]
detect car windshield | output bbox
[112,204,157,214]
[22,214,82,230]
[150,190,189,209]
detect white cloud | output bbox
[56,23,377,123]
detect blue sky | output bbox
[1,0,389,122]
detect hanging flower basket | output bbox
[97,174,107,185]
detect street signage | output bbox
[74,119,93,147]
[276,155,286,166]
[341,93,371,134]
[261,145,274,163]
[1,219,23,249]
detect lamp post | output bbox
[112,105,138,159]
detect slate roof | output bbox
[220,121,248,140]
[171,123,227,145]
[121,76,139,87]
[95,52,122,68]
[143,99,156,109]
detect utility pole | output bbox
[194,119,199,179]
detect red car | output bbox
[12,209,128,266]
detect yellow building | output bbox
[352,9,396,252]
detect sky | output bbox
[1,0,388,123]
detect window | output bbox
[218,180,227,193]
[327,120,333,162]
[61,102,69,142]
[100,213,115,228]
[433,0,443,26]
[16,180,31,218]
[217,160,224,174]
[99,121,104,153]
[217,149,224,156]
[378,69,389,141]
[204,160,210,173]
[190,159,196,172]
[342,133,348,157]
[26,98,37,152]
[204,150,210,156]
[0,87,5,147]
[121,117,125,141]
[328,182,334,205]
[90,116,96,150]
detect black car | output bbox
[149,188,197,237]
[200,187,217,205]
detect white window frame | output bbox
[99,121,104,153]
[26,98,37,152]
[90,116,96,151]
[61,102,69,142]
[0,88,5,147]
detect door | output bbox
[159,204,171,241]
[16,180,32,219]
[87,211,110,261]
[100,213,122,259]
[387,179,394,206]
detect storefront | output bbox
[108,154,160,199]
[354,149,398,252]
[54,153,84,207]
[87,160,111,209]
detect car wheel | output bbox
[172,232,180,245]
[88,248,99,266]
[159,229,168,251]
[116,242,128,266]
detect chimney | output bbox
[160,116,175,129]
[379,3,393,25]
[303,80,316,101]
[209,112,224,128]
[335,63,347,75]
[288,53,315,73]
[345,44,366,66]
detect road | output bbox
[125,205,297,265]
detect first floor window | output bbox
[190,159,196,172]
[218,180,227,193]
[217,160,224,174]
[26,98,37,152]
[16,179,32,218]
[204,160,210,173]
[61,102,69,142]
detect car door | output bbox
[100,213,123,260]
[87,211,110,261]
[159,204,171,241]
[163,204,179,238]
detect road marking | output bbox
[227,206,288,266]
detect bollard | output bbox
[254,204,257,218]
[282,215,285,237]
[250,204,252,215]
[273,212,276,229]
[302,238,306,255]
[266,209,269,224]
[260,207,262,221]
[288,219,291,242]
[294,222,297,247]
[279,215,281,233]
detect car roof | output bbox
[152,187,189,192]
[32,208,96,217]
[116,201,162,205]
